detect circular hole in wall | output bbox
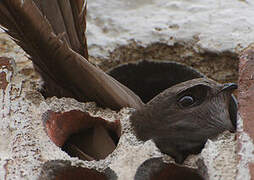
[107,60,237,129]
[43,110,121,161]
[134,158,203,180]
[39,160,110,180]
[62,125,119,161]
[107,60,203,103]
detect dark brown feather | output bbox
[33,0,88,58]
[0,0,143,110]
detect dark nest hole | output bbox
[62,125,119,161]
[43,110,121,161]
[134,158,203,180]
[39,160,111,180]
[107,60,238,128]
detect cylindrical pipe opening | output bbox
[135,158,203,180]
[39,160,109,180]
[43,110,121,161]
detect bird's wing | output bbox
[0,0,143,110]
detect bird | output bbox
[130,78,237,164]
[0,0,237,164]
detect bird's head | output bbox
[130,78,237,163]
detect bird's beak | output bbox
[219,83,238,93]
[215,83,238,133]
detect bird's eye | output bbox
[177,84,209,108]
[178,95,195,108]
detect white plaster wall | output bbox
[86,0,254,57]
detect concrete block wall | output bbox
[1,0,254,179]
[0,54,237,179]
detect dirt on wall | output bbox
[90,42,239,84]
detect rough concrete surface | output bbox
[85,0,252,85]
[86,0,254,57]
